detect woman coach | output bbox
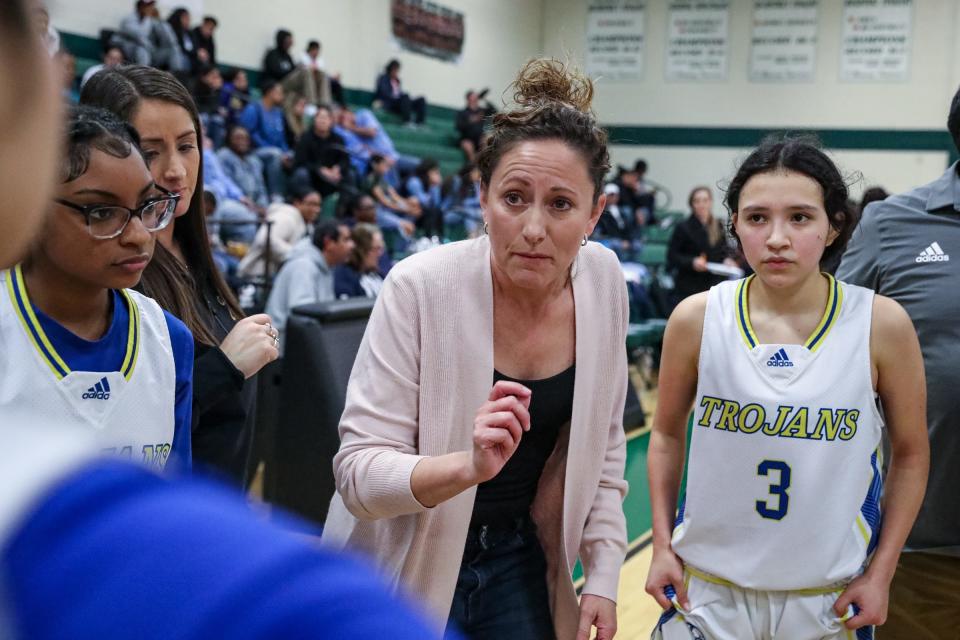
[322,59,629,640]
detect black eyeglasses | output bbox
[55,187,180,239]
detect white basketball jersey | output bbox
[0,266,176,469]
[671,274,884,590]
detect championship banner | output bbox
[750,0,818,82]
[840,0,912,82]
[391,0,465,63]
[585,0,646,81]
[666,0,730,81]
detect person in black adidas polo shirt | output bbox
[837,86,960,638]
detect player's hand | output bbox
[692,254,708,272]
[833,572,890,629]
[469,381,531,484]
[218,314,280,379]
[576,594,617,640]
[645,546,689,610]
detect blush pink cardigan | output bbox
[321,237,629,637]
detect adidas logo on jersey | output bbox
[915,242,950,263]
[82,377,111,400]
[766,348,793,367]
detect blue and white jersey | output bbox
[672,274,884,590]
[0,265,189,469]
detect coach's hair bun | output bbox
[511,58,594,114]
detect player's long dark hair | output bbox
[80,65,243,345]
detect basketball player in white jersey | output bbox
[0,104,194,469]
[647,138,929,639]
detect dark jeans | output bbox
[387,94,426,124]
[446,516,555,640]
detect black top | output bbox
[666,214,731,300]
[294,128,350,196]
[262,48,294,83]
[471,364,575,526]
[191,280,258,488]
[455,105,495,143]
[191,26,216,66]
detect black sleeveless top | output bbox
[470,364,576,525]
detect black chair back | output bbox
[270,298,375,525]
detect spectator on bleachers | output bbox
[334,107,374,177]
[238,80,292,201]
[215,126,269,234]
[859,186,889,213]
[632,159,658,223]
[337,107,419,185]
[405,158,444,237]
[441,163,484,236]
[193,64,226,147]
[81,45,124,88]
[220,68,251,126]
[281,65,331,127]
[285,96,309,146]
[365,154,417,237]
[292,104,350,197]
[374,59,426,127]
[55,49,79,102]
[301,39,344,105]
[262,28,295,83]
[204,132,261,245]
[192,15,218,66]
[615,162,655,226]
[593,182,640,260]
[112,1,163,67]
[203,189,241,285]
[455,89,495,163]
[164,8,196,74]
[265,220,354,350]
[334,223,385,299]
[239,185,321,279]
[340,193,379,227]
[666,185,736,305]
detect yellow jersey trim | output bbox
[735,273,844,352]
[5,265,141,381]
[7,265,71,379]
[684,564,846,596]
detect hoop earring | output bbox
[483,222,489,235]
[581,235,587,246]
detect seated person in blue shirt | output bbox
[0,7,455,637]
[1,104,193,470]
[404,157,445,237]
[238,80,292,201]
[441,163,484,237]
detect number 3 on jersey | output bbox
[756,460,791,520]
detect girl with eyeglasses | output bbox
[0,104,193,469]
[82,66,279,486]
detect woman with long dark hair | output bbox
[81,66,279,486]
[666,185,738,305]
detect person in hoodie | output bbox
[264,219,353,350]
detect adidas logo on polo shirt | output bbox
[916,242,950,263]
[766,348,793,367]
[82,377,111,400]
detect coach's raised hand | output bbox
[410,381,530,508]
[470,380,532,483]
